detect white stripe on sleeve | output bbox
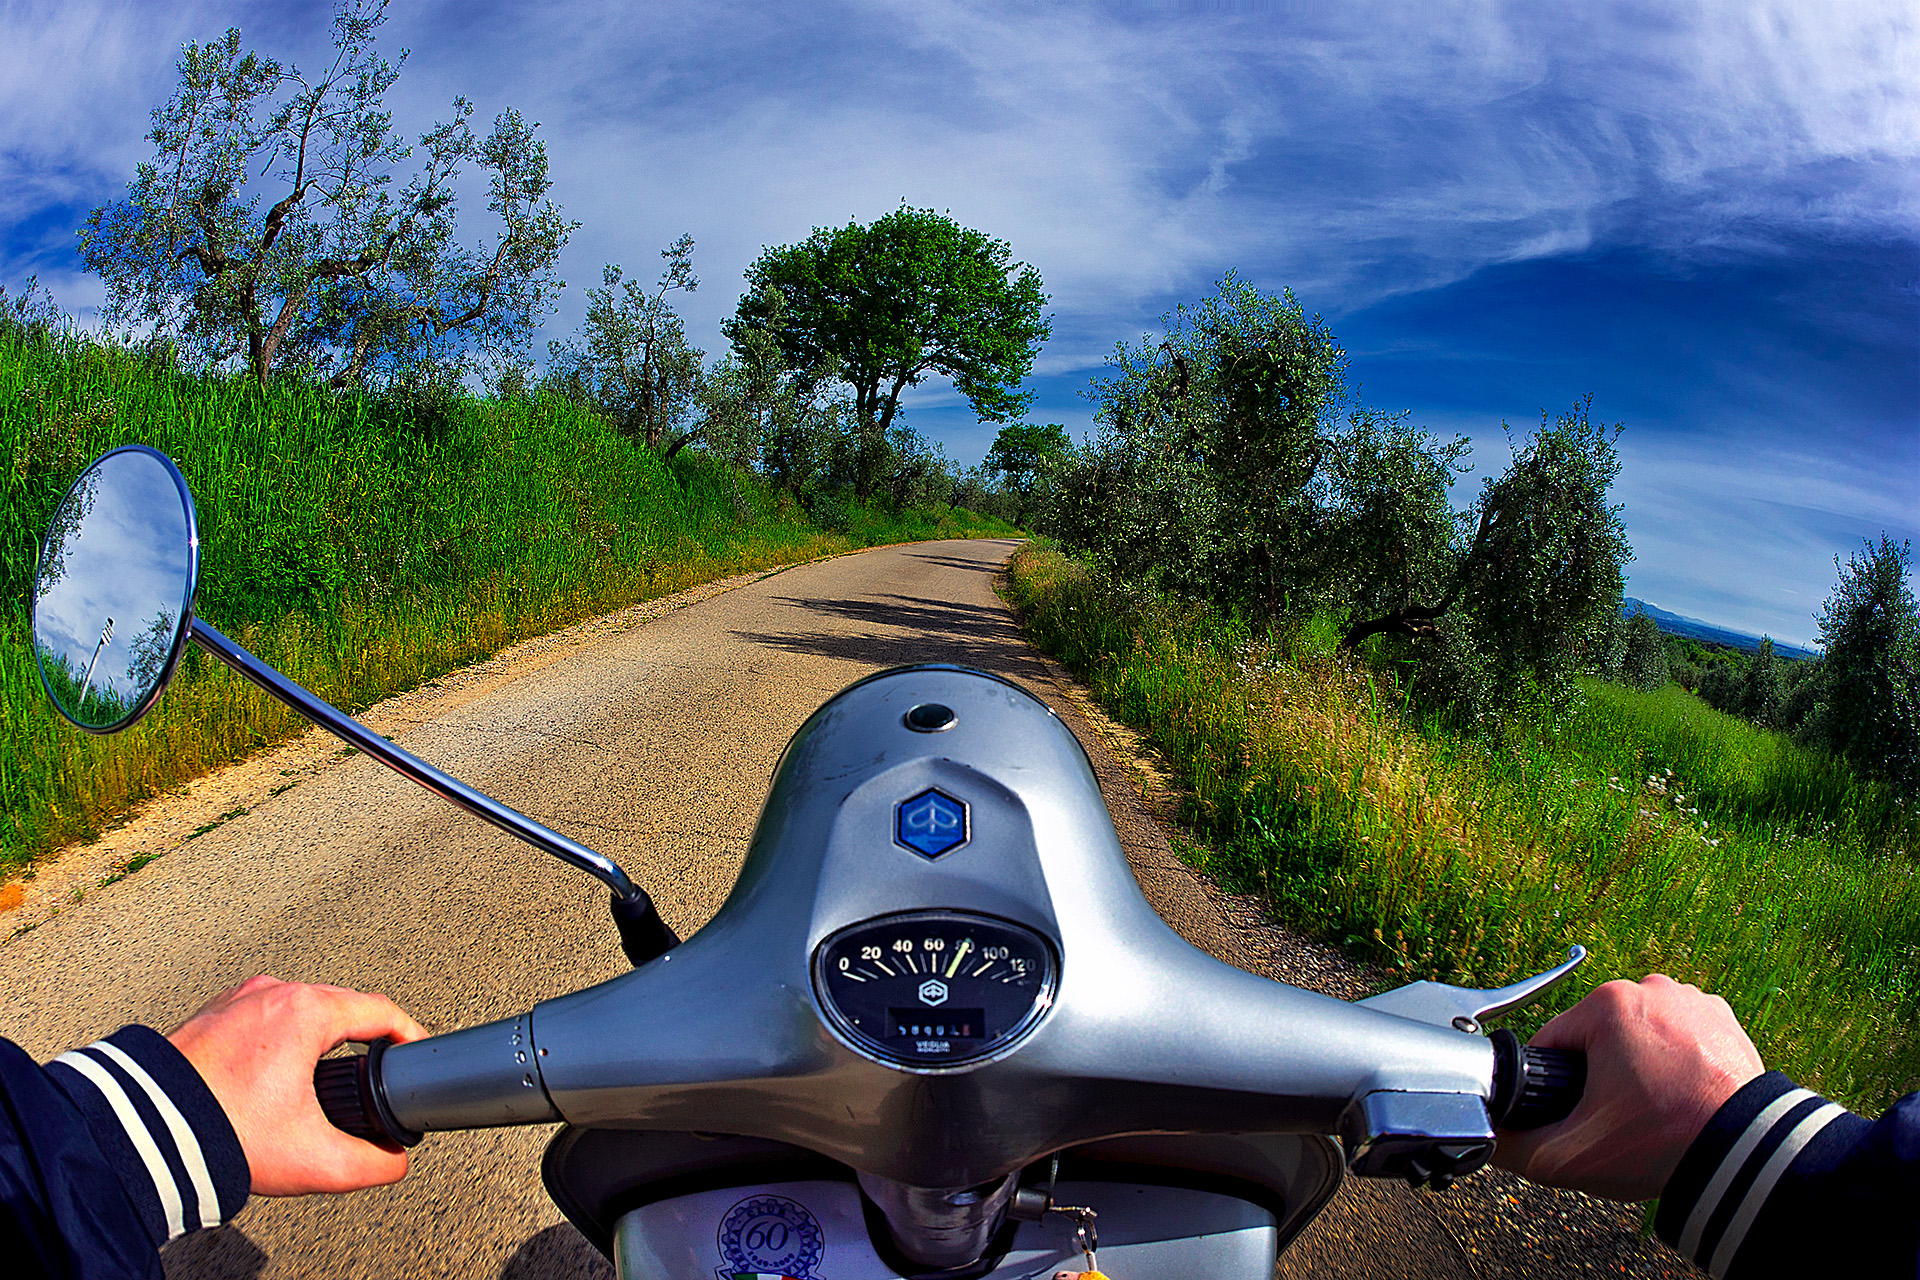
[90,1040,223,1229]
[1677,1087,1814,1260]
[53,1048,187,1240]
[1707,1101,1846,1277]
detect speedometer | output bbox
[812,911,1058,1069]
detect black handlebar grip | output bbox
[313,1038,420,1149]
[1489,1027,1587,1131]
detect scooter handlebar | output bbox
[315,1011,1587,1168]
[313,1011,558,1147]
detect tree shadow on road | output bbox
[733,593,1050,686]
[161,1225,268,1279]
[897,549,1019,572]
[498,1224,613,1280]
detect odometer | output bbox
[813,911,1057,1068]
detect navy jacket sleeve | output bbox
[1654,1071,1920,1277]
[1,1027,250,1280]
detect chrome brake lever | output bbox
[1356,945,1588,1033]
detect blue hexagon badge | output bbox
[896,787,968,858]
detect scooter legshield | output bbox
[542,1126,1344,1280]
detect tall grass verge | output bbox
[3,332,1011,870]
[1005,542,1920,1114]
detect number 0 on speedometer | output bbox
[813,911,1058,1068]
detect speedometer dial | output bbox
[813,911,1057,1069]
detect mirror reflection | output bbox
[32,448,196,732]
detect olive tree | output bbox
[1342,400,1631,708]
[1049,274,1633,719]
[80,0,570,387]
[1055,276,1352,617]
[547,237,704,459]
[726,207,1049,501]
[1320,409,1469,628]
[1812,536,1919,795]
[699,285,855,497]
[1618,611,1670,691]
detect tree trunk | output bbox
[1339,499,1501,650]
[661,427,701,467]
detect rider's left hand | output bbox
[167,974,430,1197]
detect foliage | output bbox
[1617,611,1670,692]
[1697,662,1739,716]
[946,466,1023,527]
[1445,402,1630,709]
[1006,543,1920,1112]
[1736,638,1783,727]
[1050,275,1358,618]
[79,0,570,388]
[874,424,957,512]
[545,237,703,457]
[0,327,1014,872]
[699,283,835,484]
[983,422,1068,527]
[1320,410,1466,626]
[1047,274,1630,722]
[1678,538,1918,801]
[727,206,1050,501]
[1811,537,1920,797]
[0,278,66,344]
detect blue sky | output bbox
[3,1,1914,647]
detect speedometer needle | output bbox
[945,938,974,978]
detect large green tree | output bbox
[984,422,1070,528]
[80,0,570,388]
[725,206,1050,501]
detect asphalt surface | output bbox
[0,538,1686,1279]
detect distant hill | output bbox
[1621,598,1818,661]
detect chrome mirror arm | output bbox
[188,618,643,904]
[1356,946,1589,1033]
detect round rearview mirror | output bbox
[32,446,198,733]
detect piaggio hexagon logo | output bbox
[918,979,949,1006]
[895,787,968,859]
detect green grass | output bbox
[3,331,1013,871]
[1005,542,1920,1114]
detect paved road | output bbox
[1,538,1679,1279]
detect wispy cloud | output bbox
[9,2,1914,327]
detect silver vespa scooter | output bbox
[32,446,1587,1280]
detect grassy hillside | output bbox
[1006,542,1919,1114]
[3,333,1012,872]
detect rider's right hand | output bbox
[1492,973,1764,1202]
[166,975,430,1197]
